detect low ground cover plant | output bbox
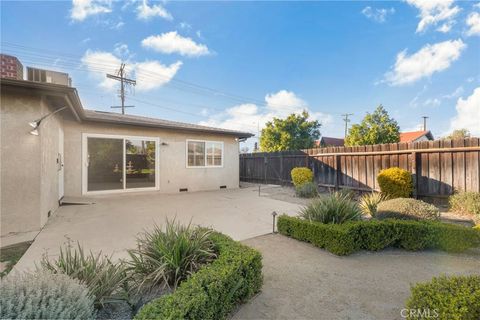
[449,191,480,224]
[358,192,387,217]
[291,167,313,187]
[377,167,413,198]
[126,220,216,293]
[278,215,480,255]
[40,241,128,308]
[405,275,480,320]
[376,198,440,221]
[134,232,263,320]
[0,271,96,319]
[295,181,318,198]
[299,191,362,223]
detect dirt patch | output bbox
[233,234,480,320]
[0,241,32,277]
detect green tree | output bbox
[345,105,400,146]
[445,129,471,140]
[259,111,321,151]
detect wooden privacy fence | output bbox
[240,138,480,198]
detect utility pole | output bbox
[107,63,136,114]
[341,113,353,138]
[422,116,429,131]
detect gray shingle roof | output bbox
[83,110,254,138]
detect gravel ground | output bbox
[233,234,480,320]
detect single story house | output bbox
[0,78,252,243]
[315,136,344,147]
[399,130,434,143]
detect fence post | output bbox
[279,153,284,185]
[264,155,268,185]
[411,151,417,198]
[334,154,340,191]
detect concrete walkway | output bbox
[233,234,480,320]
[14,187,301,272]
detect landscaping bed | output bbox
[0,241,32,277]
[278,215,480,255]
[135,232,263,319]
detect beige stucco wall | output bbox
[0,88,61,239]
[63,119,240,196]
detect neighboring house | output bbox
[399,131,434,143]
[0,78,252,242]
[315,136,344,147]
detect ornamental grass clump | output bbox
[291,167,314,187]
[377,167,413,199]
[0,271,96,320]
[376,198,440,221]
[126,219,216,292]
[358,192,387,217]
[295,181,318,198]
[40,241,128,308]
[299,191,362,224]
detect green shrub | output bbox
[291,167,313,187]
[376,198,440,221]
[277,215,480,256]
[358,192,387,217]
[0,271,96,319]
[127,220,216,292]
[40,241,128,307]
[295,181,318,198]
[377,167,413,198]
[406,275,480,320]
[134,232,262,320]
[299,191,362,224]
[449,191,480,223]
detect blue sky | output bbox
[1,0,479,149]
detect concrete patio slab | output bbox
[233,234,480,320]
[14,187,301,272]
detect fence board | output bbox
[240,138,480,197]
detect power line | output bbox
[107,63,136,114]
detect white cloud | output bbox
[179,22,192,30]
[384,39,466,86]
[198,90,333,136]
[406,0,460,33]
[443,86,464,99]
[137,0,172,21]
[449,87,480,136]
[423,98,441,107]
[142,31,210,57]
[362,6,395,23]
[71,0,112,21]
[81,49,182,92]
[466,11,480,36]
[437,20,455,33]
[113,43,130,58]
[135,60,182,91]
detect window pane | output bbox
[188,141,205,166]
[206,143,214,166]
[87,138,123,191]
[126,140,156,189]
[214,143,222,166]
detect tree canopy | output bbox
[345,105,400,146]
[445,129,471,140]
[259,111,321,152]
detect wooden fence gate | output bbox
[239,138,480,198]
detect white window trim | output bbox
[82,133,160,195]
[186,139,224,168]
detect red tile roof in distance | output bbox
[399,131,429,142]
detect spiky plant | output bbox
[358,192,387,217]
[126,219,216,292]
[299,191,362,224]
[40,241,128,308]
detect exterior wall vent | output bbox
[219,185,227,189]
[179,188,188,192]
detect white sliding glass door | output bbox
[83,134,159,194]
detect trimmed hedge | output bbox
[277,215,480,256]
[406,275,480,320]
[134,232,262,320]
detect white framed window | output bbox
[187,140,224,168]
